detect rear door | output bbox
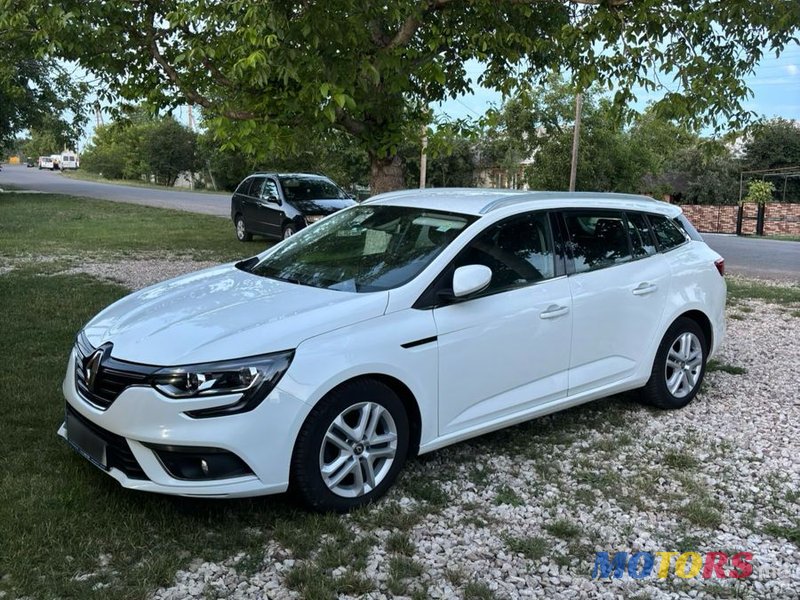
[561,209,670,395]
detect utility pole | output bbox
[569,93,583,192]
[187,104,195,190]
[419,123,428,189]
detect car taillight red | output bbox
[714,258,725,276]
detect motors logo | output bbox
[593,551,754,579]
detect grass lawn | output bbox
[0,193,258,261]
[1,193,797,599]
[60,169,228,195]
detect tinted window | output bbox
[247,177,266,197]
[262,179,280,200]
[626,212,657,258]
[279,176,348,202]
[455,212,555,294]
[563,211,632,273]
[650,215,689,251]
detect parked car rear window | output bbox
[649,214,689,251]
[563,211,632,273]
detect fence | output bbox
[678,203,800,236]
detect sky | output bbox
[434,44,800,126]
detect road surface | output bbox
[703,233,799,282]
[2,164,797,280]
[0,164,231,217]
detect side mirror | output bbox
[452,265,492,298]
[265,195,281,205]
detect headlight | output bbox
[151,351,294,418]
[305,214,325,224]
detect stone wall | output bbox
[678,203,800,236]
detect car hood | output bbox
[291,198,357,214]
[83,263,389,365]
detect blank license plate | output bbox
[66,410,108,470]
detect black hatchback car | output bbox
[231,173,357,241]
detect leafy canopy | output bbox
[7,0,797,190]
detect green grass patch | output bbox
[0,192,264,261]
[545,518,582,540]
[707,360,747,375]
[679,500,723,529]
[494,484,524,507]
[463,581,496,600]
[504,534,549,560]
[386,532,415,556]
[662,450,699,470]
[763,521,800,545]
[726,279,800,307]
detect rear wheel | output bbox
[640,317,707,409]
[291,379,409,512]
[235,215,252,242]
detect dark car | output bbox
[231,173,357,241]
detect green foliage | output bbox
[743,119,800,202]
[744,179,776,205]
[5,0,797,192]
[81,111,197,186]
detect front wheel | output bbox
[640,317,707,409]
[282,224,297,239]
[291,379,409,512]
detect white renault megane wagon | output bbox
[60,189,726,511]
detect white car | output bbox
[60,189,726,511]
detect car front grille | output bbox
[74,334,156,410]
[65,404,148,480]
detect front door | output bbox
[434,211,573,436]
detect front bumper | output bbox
[60,352,311,498]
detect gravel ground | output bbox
[10,256,795,599]
[143,297,800,600]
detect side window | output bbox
[262,179,279,200]
[247,177,265,197]
[626,212,657,258]
[649,214,689,251]
[455,212,555,294]
[563,211,632,273]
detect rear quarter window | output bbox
[649,214,690,251]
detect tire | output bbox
[291,379,410,512]
[234,215,252,242]
[282,224,297,239]
[640,317,707,409]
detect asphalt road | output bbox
[703,233,799,282]
[0,164,231,217]
[2,164,797,280]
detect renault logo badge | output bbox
[85,349,104,390]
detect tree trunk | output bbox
[369,154,405,196]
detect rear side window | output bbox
[455,212,555,293]
[626,212,657,258]
[563,211,632,273]
[247,177,266,197]
[674,214,703,241]
[649,214,689,251]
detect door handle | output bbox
[632,282,658,296]
[540,304,569,319]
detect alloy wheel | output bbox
[319,401,398,498]
[664,332,703,399]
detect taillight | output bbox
[714,258,725,276]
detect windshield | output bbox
[278,176,349,201]
[247,205,476,292]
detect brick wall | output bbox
[763,203,800,236]
[678,203,800,236]
[679,205,739,234]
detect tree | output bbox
[81,111,197,185]
[744,179,776,205]
[660,142,740,205]
[6,0,798,192]
[743,119,800,202]
[0,13,88,151]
